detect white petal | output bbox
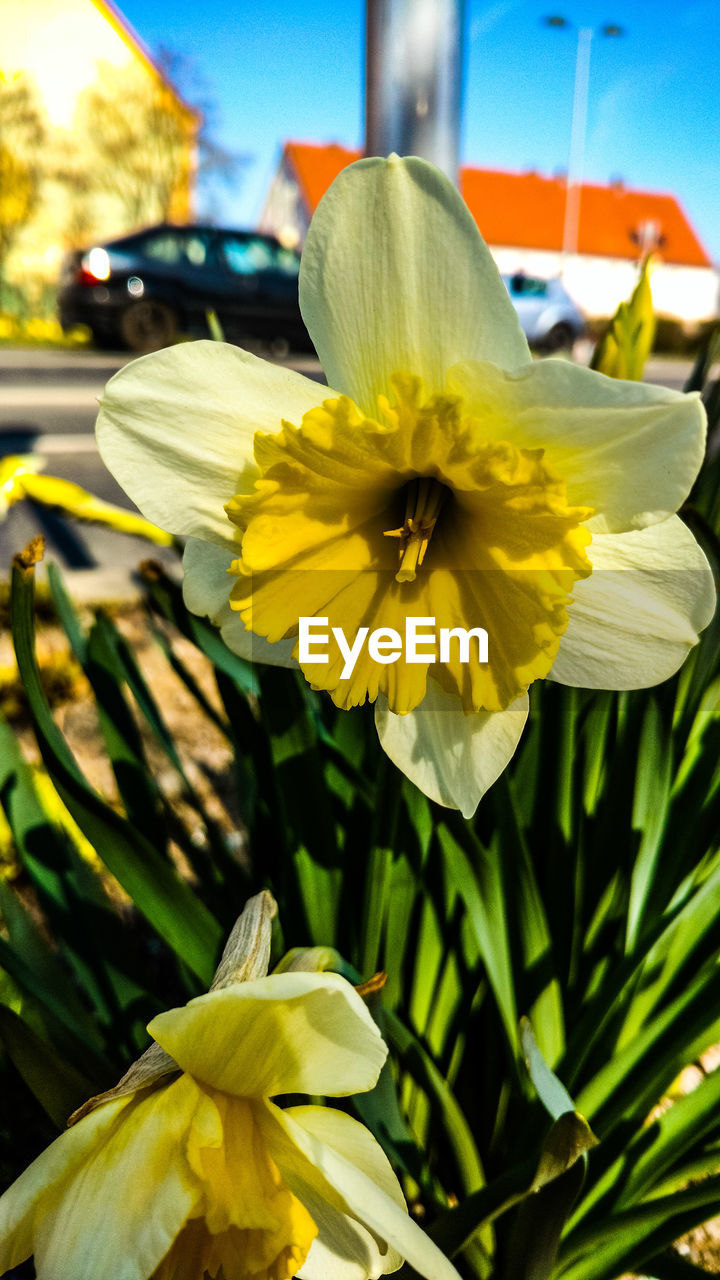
[96,341,327,546]
[183,538,296,667]
[0,1096,131,1275]
[182,536,236,622]
[448,359,706,535]
[299,155,529,416]
[289,1104,406,1214]
[285,1106,405,1280]
[551,517,716,689]
[375,680,529,817]
[35,1077,202,1280]
[261,1102,461,1280]
[148,972,387,1099]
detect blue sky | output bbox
[119,0,720,262]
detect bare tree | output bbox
[74,59,197,228]
[154,45,251,221]
[0,72,46,299]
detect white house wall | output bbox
[489,246,718,324]
[258,162,309,249]
[260,171,718,325]
[649,265,719,324]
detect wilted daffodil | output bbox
[96,156,715,816]
[0,892,459,1280]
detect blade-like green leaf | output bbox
[558,1175,720,1280]
[140,562,259,696]
[0,1003,94,1127]
[438,820,518,1055]
[11,557,222,985]
[429,1111,597,1259]
[521,1018,577,1122]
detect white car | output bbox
[502,273,585,351]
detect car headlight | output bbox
[83,247,111,281]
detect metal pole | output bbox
[365,0,465,184]
[562,26,593,263]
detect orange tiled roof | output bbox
[285,142,362,216]
[283,142,710,268]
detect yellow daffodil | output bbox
[0,453,172,544]
[0,892,459,1280]
[95,156,715,815]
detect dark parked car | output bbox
[58,223,313,354]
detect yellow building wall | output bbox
[0,0,197,304]
[2,0,144,127]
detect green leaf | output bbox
[683,323,720,393]
[0,933,111,1078]
[381,848,421,1011]
[577,1062,720,1226]
[575,965,720,1133]
[428,1111,597,1259]
[0,714,164,1051]
[616,853,720,1051]
[493,774,565,1066]
[386,1007,485,1199]
[94,608,187,778]
[580,692,615,817]
[259,669,339,875]
[0,877,103,1049]
[499,1158,586,1280]
[47,560,88,663]
[11,557,222,986]
[642,1250,720,1279]
[626,697,673,949]
[353,1048,438,1197]
[85,612,168,852]
[205,308,225,341]
[140,562,259,696]
[0,1003,94,1127]
[520,1018,577,1121]
[589,255,655,381]
[359,755,401,977]
[145,609,229,735]
[438,820,518,1055]
[558,1175,720,1280]
[292,846,343,947]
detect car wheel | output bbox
[120,300,177,353]
[543,323,575,353]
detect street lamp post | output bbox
[563,24,592,261]
[544,16,624,268]
[365,0,466,184]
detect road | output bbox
[0,345,325,600]
[0,345,695,601]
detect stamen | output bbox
[384,477,447,583]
